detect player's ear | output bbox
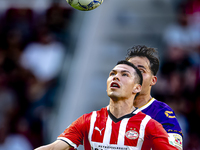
[150,75,157,86]
[132,84,142,94]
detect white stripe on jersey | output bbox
[117,118,129,145]
[137,115,151,148]
[88,111,97,143]
[103,115,112,144]
[133,108,141,115]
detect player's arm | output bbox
[156,109,183,149]
[174,145,181,150]
[34,140,72,150]
[146,119,178,150]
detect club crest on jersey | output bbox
[125,130,138,140]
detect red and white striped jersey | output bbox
[58,106,178,150]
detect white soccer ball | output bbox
[66,0,103,11]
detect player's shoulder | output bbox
[148,116,162,127]
[152,99,173,110]
[141,98,175,119]
[137,111,160,125]
[137,112,164,133]
[83,107,108,120]
[140,98,173,111]
[152,99,176,118]
[150,99,183,135]
[95,106,108,114]
[141,98,181,129]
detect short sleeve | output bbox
[57,114,88,149]
[155,106,183,137]
[155,108,183,148]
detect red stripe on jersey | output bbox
[124,112,146,146]
[110,121,121,144]
[91,107,108,143]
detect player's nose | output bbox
[113,74,120,81]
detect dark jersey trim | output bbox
[107,108,138,123]
[167,129,184,137]
[58,139,74,148]
[162,123,174,127]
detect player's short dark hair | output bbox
[117,60,143,86]
[125,45,159,76]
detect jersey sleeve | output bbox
[155,107,182,135]
[143,119,178,150]
[155,107,183,148]
[57,114,89,149]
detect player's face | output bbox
[107,64,140,100]
[128,56,157,95]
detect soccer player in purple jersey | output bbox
[126,45,183,150]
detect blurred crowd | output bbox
[153,0,200,149]
[0,2,73,149]
[0,0,200,150]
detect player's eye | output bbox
[122,73,128,77]
[109,72,115,76]
[140,69,145,73]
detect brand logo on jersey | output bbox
[94,127,104,135]
[125,130,138,140]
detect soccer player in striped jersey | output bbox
[35,60,178,150]
[126,45,183,150]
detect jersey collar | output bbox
[106,105,140,115]
[139,98,155,111]
[106,105,140,123]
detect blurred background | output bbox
[0,0,199,149]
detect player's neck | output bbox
[133,93,152,108]
[109,98,135,119]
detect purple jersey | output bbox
[139,98,183,149]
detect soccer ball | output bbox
[66,0,103,11]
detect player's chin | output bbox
[108,92,118,99]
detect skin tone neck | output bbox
[133,88,152,108]
[109,97,136,119]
